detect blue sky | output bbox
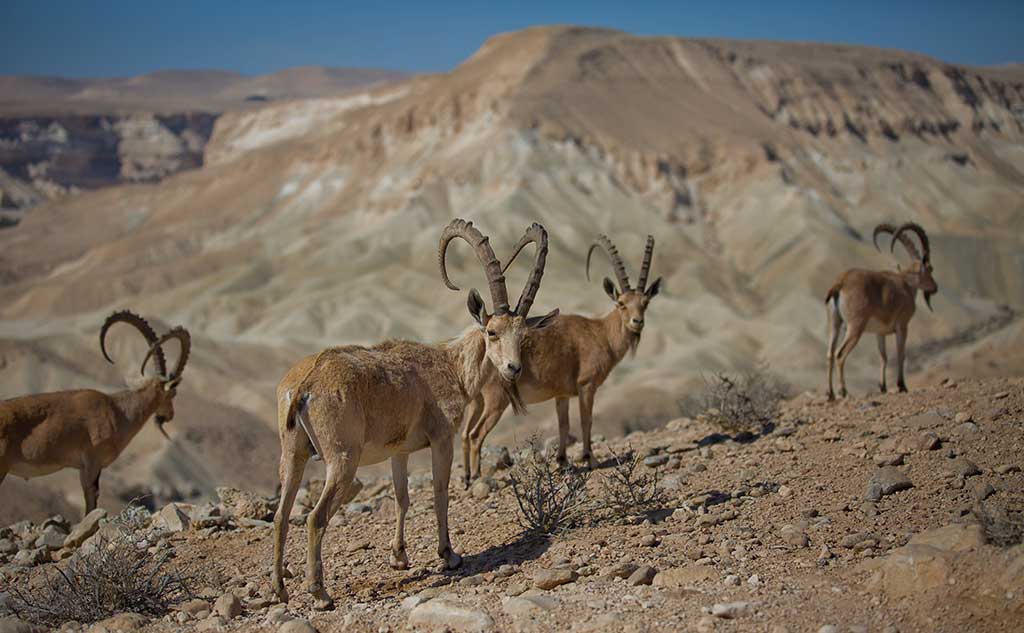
[1,1,1021,77]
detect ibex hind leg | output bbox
[306,451,360,611]
[826,298,843,401]
[271,437,311,604]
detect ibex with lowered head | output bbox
[461,234,661,485]
[0,311,190,515]
[270,219,557,610]
[825,222,937,400]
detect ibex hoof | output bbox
[390,549,410,570]
[271,584,289,604]
[313,596,335,611]
[840,389,848,398]
[440,548,462,570]
[879,384,887,394]
[827,392,836,402]
[898,384,908,393]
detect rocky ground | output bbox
[1,376,1022,632]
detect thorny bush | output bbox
[597,446,668,520]
[508,435,590,535]
[5,505,192,626]
[679,363,791,433]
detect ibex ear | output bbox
[603,278,619,301]
[467,289,489,327]
[526,308,559,330]
[644,277,663,299]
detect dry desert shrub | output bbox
[6,506,192,626]
[596,446,667,520]
[679,364,791,433]
[507,435,590,535]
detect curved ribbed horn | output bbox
[438,218,510,314]
[500,223,548,317]
[874,222,921,261]
[99,310,166,378]
[637,235,655,291]
[872,223,898,252]
[586,235,631,292]
[142,327,191,381]
[892,222,930,262]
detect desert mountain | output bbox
[1,26,1022,519]
[0,66,407,214]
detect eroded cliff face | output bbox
[0,113,217,213]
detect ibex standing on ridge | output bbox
[0,311,190,514]
[825,222,937,400]
[270,219,557,610]
[461,234,661,485]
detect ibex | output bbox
[0,311,190,514]
[270,219,557,610]
[460,234,661,485]
[825,222,937,400]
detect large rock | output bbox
[216,487,275,521]
[711,601,757,618]
[279,621,318,633]
[532,568,577,590]
[865,467,913,501]
[214,592,243,619]
[151,504,191,532]
[908,523,986,552]
[868,545,951,598]
[502,593,557,618]
[34,525,67,550]
[64,508,107,548]
[408,599,494,632]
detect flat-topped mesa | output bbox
[269,218,558,611]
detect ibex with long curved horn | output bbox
[461,234,662,485]
[0,311,190,515]
[825,222,937,400]
[270,219,557,610]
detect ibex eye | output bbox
[486,330,497,338]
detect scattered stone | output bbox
[994,391,1010,399]
[88,613,149,633]
[470,479,493,500]
[954,412,973,424]
[865,467,913,501]
[177,599,212,616]
[918,432,941,451]
[711,601,756,618]
[818,545,834,561]
[600,560,638,580]
[653,565,716,587]
[780,525,809,548]
[747,574,762,588]
[644,454,669,468]
[868,544,950,597]
[995,464,1020,475]
[278,620,318,633]
[639,533,659,547]
[949,458,981,478]
[874,454,904,467]
[152,503,191,532]
[459,574,484,587]
[958,422,980,434]
[13,548,47,567]
[196,615,227,631]
[345,540,370,553]
[33,525,66,551]
[408,599,494,632]
[969,480,995,501]
[778,485,793,498]
[502,593,557,618]
[0,539,16,555]
[214,593,242,619]
[264,606,294,626]
[532,569,577,590]
[627,565,657,586]
[63,509,107,548]
[216,486,275,521]
[347,503,374,514]
[401,595,429,610]
[840,532,875,549]
[724,574,740,586]
[819,626,839,633]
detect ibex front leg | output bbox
[895,323,909,393]
[389,454,411,570]
[876,334,888,394]
[429,434,461,569]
